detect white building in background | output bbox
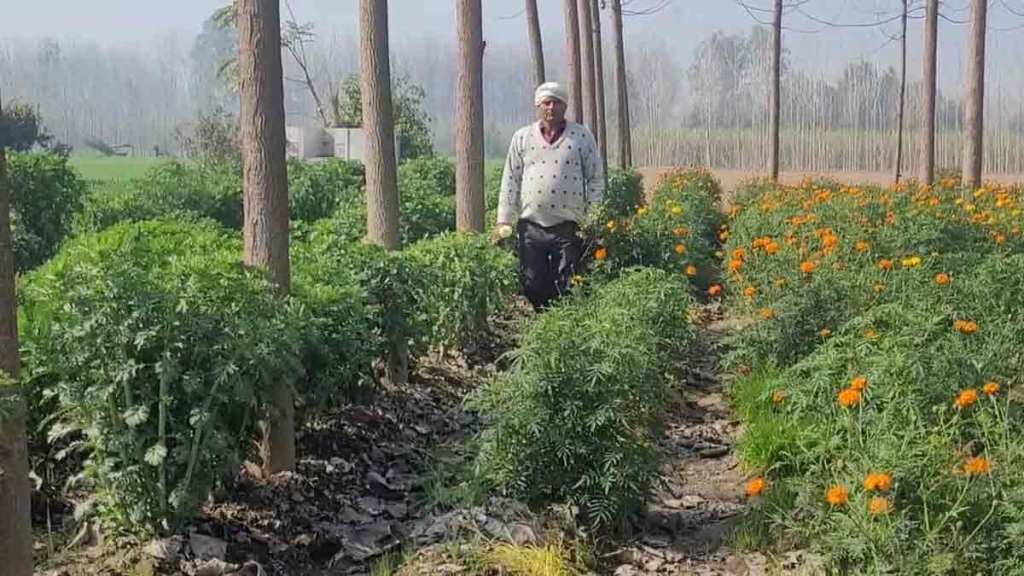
[285,126,400,162]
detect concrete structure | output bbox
[285,126,399,162]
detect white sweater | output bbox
[497,121,605,227]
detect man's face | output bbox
[536,97,567,124]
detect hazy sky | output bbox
[2,0,1023,88]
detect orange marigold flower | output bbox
[708,284,723,296]
[878,259,894,271]
[838,388,862,408]
[732,248,747,260]
[983,381,1001,396]
[935,272,951,285]
[594,247,608,261]
[864,329,879,340]
[855,240,871,253]
[676,243,688,255]
[954,319,979,334]
[685,265,698,277]
[743,286,757,298]
[728,258,743,272]
[772,389,786,404]
[673,226,689,237]
[963,456,991,476]
[764,241,781,255]
[825,485,849,507]
[760,308,776,320]
[850,376,869,392]
[954,388,979,410]
[745,477,769,498]
[863,472,893,493]
[800,261,817,274]
[868,497,893,516]
[873,283,885,294]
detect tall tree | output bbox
[578,0,598,133]
[360,0,400,249]
[769,0,782,181]
[962,0,987,188]
[591,0,608,171]
[895,0,908,184]
[238,0,295,474]
[564,0,584,123]
[920,0,939,184]
[456,0,485,232]
[610,0,631,168]
[525,0,545,87]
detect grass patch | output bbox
[69,155,164,182]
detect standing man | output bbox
[494,82,605,310]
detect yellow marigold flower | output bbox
[819,328,832,338]
[935,272,951,285]
[774,277,787,287]
[637,206,649,216]
[800,261,817,274]
[720,230,731,241]
[983,381,1001,396]
[868,497,893,516]
[963,456,991,476]
[850,376,869,392]
[745,477,769,498]
[838,388,862,408]
[671,206,683,215]
[855,240,871,253]
[864,329,879,340]
[772,389,786,404]
[901,256,922,268]
[707,284,722,297]
[685,265,698,277]
[825,484,849,507]
[760,308,776,320]
[606,220,617,231]
[863,472,893,493]
[570,275,584,286]
[954,388,979,410]
[673,226,689,237]
[676,243,688,255]
[878,259,894,271]
[953,319,979,334]
[874,283,885,293]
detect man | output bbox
[494,82,605,310]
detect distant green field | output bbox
[69,156,164,182]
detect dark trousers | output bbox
[517,219,582,310]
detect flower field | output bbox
[720,175,1024,573]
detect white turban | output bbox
[534,82,568,106]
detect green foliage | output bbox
[7,151,87,270]
[75,160,243,233]
[472,269,694,531]
[174,107,240,164]
[602,169,644,219]
[399,157,455,196]
[288,158,364,222]
[0,101,53,152]
[333,72,434,160]
[19,220,303,534]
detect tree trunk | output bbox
[591,0,608,174]
[962,0,987,188]
[577,0,597,134]
[610,0,631,169]
[564,0,584,123]
[238,0,295,475]
[769,0,782,181]
[895,0,908,184]
[456,0,485,232]
[525,0,545,87]
[360,0,400,250]
[0,98,33,576]
[921,0,938,184]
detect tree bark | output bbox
[921,0,938,184]
[360,0,400,250]
[591,0,608,174]
[0,97,33,576]
[895,0,908,184]
[769,0,782,181]
[564,0,584,123]
[962,0,987,188]
[238,0,295,475]
[456,0,485,232]
[525,0,545,87]
[610,0,631,169]
[578,0,598,134]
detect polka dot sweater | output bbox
[496,121,605,227]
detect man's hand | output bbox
[491,224,514,245]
